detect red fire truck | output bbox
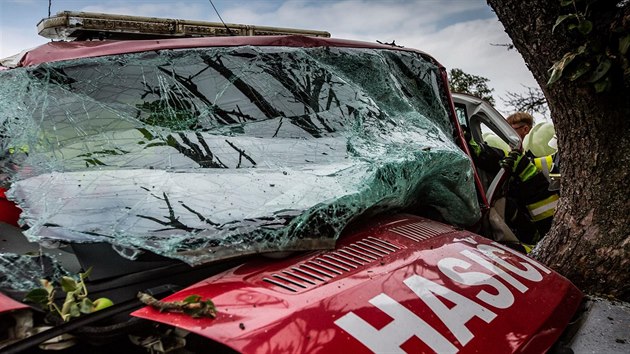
[0,11,594,353]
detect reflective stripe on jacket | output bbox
[526,194,559,222]
[533,154,554,182]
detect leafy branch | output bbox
[448,68,495,104]
[138,292,216,318]
[548,0,630,92]
[23,268,114,322]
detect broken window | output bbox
[1,45,480,265]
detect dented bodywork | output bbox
[133,215,583,354]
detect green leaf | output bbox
[576,44,588,55]
[184,295,202,304]
[588,58,612,83]
[80,267,92,281]
[548,67,563,85]
[619,34,630,55]
[40,279,54,293]
[24,288,50,306]
[577,20,593,35]
[560,0,573,6]
[569,61,592,81]
[69,303,81,318]
[553,14,578,33]
[79,298,94,314]
[60,276,78,292]
[548,51,578,85]
[594,77,611,93]
[61,297,74,317]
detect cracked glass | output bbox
[1,45,480,266]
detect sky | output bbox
[0,0,542,117]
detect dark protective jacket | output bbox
[470,140,559,246]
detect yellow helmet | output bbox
[523,122,556,157]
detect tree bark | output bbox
[487,0,630,300]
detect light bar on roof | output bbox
[37,11,331,41]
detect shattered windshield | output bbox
[0,45,480,265]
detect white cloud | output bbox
[222,0,482,36]
[0,0,544,117]
[218,0,540,115]
[408,18,540,114]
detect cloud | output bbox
[408,18,539,113]
[0,0,542,116]
[220,0,538,114]
[222,0,485,36]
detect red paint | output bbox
[133,214,582,354]
[0,292,28,313]
[18,35,436,68]
[0,188,21,227]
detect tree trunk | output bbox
[487,0,630,300]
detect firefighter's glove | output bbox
[500,150,521,174]
[501,150,538,182]
[469,138,482,157]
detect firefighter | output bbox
[506,112,534,140]
[500,149,558,244]
[524,122,556,158]
[468,138,558,249]
[532,134,560,191]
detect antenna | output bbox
[208,0,234,36]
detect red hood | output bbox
[133,214,582,353]
[0,292,29,313]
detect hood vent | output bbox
[262,237,400,292]
[389,220,453,243]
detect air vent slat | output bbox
[356,241,389,256]
[308,260,343,275]
[301,264,335,278]
[338,249,373,263]
[366,237,400,252]
[262,278,298,292]
[317,257,351,272]
[272,274,307,288]
[282,271,317,285]
[291,267,326,281]
[263,235,403,292]
[390,221,453,243]
[348,244,381,259]
[327,253,363,266]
